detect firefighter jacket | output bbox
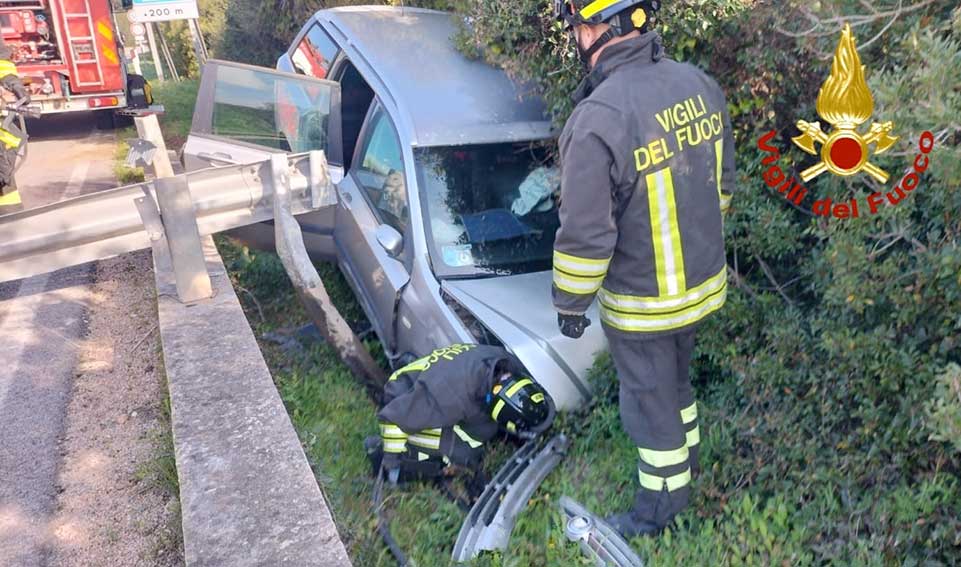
[552,32,734,337]
[0,37,15,78]
[377,344,526,463]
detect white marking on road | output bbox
[0,272,52,411]
[61,160,91,201]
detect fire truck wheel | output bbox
[95,110,133,130]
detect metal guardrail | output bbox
[0,151,333,291]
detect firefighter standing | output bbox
[369,343,555,483]
[0,36,29,214]
[551,0,734,537]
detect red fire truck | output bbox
[0,0,141,117]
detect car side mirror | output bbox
[376,224,403,258]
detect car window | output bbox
[209,63,332,153]
[354,109,408,232]
[415,142,558,277]
[291,24,339,79]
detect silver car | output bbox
[183,6,605,409]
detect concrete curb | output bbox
[154,236,351,567]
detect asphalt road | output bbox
[0,112,118,566]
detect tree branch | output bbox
[753,254,796,307]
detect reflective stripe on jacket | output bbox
[553,32,734,336]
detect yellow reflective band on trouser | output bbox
[380,423,407,438]
[0,60,17,77]
[0,128,22,150]
[553,269,604,296]
[0,190,21,206]
[686,425,700,447]
[646,167,686,296]
[453,425,483,449]
[408,428,441,450]
[639,468,692,492]
[680,402,698,425]
[381,422,408,453]
[638,445,689,468]
[553,250,611,278]
[579,0,625,19]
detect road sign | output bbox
[130,0,199,23]
[130,23,146,37]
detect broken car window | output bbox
[415,142,559,277]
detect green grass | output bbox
[218,234,961,566]
[110,78,199,185]
[114,130,146,184]
[134,353,185,565]
[151,80,200,149]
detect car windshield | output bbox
[415,142,559,278]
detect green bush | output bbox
[928,363,961,456]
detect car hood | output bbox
[441,271,607,410]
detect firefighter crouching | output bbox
[367,344,555,484]
[551,0,735,537]
[0,37,29,215]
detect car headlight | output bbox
[441,291,503,347]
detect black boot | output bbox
[605,511,663,539]
[364,436,384,476]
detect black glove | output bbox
[558,313,591,339]
[1,74,28,104]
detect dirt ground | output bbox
[47,251,183,567]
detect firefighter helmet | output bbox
[488,373,556,435]
[553,0,661,67]
[553,0,660,32]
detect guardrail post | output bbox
[270,153,386,388]
[153,176,213,303]
[135,114,175,179]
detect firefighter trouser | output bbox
[0,144,20,214]
[380,423,486,472]
[606,326,699,529]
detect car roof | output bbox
[316,6,552,147]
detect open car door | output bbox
[184,60,344,261]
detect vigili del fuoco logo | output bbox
[756,24,935,220]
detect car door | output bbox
[183,59,344,260]
[334,103,411,354]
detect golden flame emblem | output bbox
[792,24,898,183]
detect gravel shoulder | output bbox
[48,251,183,567]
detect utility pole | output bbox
[146,23,165,82]
[157,26,180,81]
[186,19,206,67]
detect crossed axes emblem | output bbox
[792,119,898,183]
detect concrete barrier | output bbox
[154,235,351,567]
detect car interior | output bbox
[336,62,375,170]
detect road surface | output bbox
[1,112,115,565]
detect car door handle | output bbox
[198,151,239,165]
[341,191,353,209]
